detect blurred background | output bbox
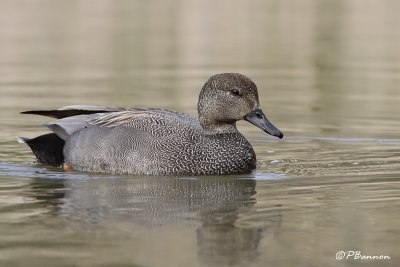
[1,0,399,141]
[0,1,400,267]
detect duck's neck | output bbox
[199,117,239,134]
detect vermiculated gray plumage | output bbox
[19,73,283,175]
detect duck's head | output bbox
[198,73,283,138]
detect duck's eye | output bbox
[230,88,241,96]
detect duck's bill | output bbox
[245,109,283,139]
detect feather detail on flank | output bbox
[90,111,153,128]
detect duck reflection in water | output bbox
[28,175,282,266]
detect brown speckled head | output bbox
[198,73,283,138]
[198,73,259,125]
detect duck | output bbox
[19,73,283,175]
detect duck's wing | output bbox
[46,114,99,140]
[45,109,199,140]
[90,109,199,128]
[21,105,124,119]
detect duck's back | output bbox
[62,109,256,175]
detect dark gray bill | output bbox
[245,109,283,139]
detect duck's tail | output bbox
[17,133,65,167]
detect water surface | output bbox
[1,0,400,266]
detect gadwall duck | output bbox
[19,73,283,175]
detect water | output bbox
[1,0,400,266]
